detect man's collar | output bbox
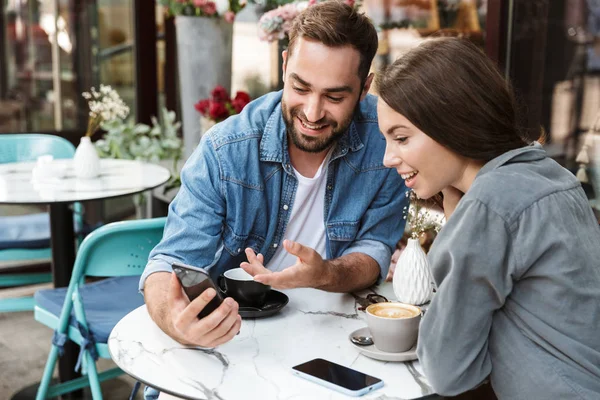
[259,102,364,165]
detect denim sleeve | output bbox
[139,132,226,292]
[417,199,513,395]
[343,168,409,282]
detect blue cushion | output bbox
[34,276,145,343]
[0,213,51,250]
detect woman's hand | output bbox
[385,247,404,282]
[441,186,464,220]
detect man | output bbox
[141,0,408,350]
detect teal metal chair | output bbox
[0,134,82,312]
[33,217,166,399]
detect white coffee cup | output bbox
[365,302,421,353]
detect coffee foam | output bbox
[367,303,420,319]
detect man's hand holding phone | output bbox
[167,272,241,348]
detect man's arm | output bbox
[141,132,239,346]
[317,251,380,292]
[144,271,241,347]
[241,239,379,292]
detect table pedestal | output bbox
[49,203,81,398]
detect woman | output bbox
[377,38,600,399]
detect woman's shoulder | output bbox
[466,157,582,224]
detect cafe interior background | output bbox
[0,0,598,398]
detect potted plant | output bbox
[159,0,247,158]
[76,85,130,179]
[392,190,444,305]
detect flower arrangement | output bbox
[258,0,359,42]
[159,0,246,22]
[403,190,444,240]
[194,85,252,122]
[82,84,130,137]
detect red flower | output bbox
[208,101,229,121]
[234,91,251,104]
[210,85,229,102]
[231,91,251,113]
[194,99,210,116]
[195,86,252,122]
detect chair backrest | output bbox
[0,134,75,163]
[71,217,166,279]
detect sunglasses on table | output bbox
[353,293,389,311]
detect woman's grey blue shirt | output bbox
[418,143,600,399]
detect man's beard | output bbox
[282,100,356,154]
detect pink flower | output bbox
[344,0,355,7]
[202,1,217,15]
[193,0,207,6]
[224,10,235,23]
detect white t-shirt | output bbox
[265,153,331,272]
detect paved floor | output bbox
[0,309,143,400]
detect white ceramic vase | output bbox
[73,136,100,179]
[393,238,433,305]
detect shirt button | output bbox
[327,185,333,190]
[283,205,289,210]
[273,243,278,248]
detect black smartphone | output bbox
[292,358,384,397]
[172,262,224,319]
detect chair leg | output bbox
[85,350,103,400]
[36,345,60,400]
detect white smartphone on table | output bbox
[291,358,384,397]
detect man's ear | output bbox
[359,73,375,101]
[282,50,288,81]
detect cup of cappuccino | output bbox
[365,302,421,353]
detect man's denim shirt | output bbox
[140,91,409,290]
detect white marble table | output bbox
[0,158,170,204]
[109,284,435,400]
[0,158,170,383]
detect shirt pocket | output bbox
[222,224,265,257]
[327,221,360,242]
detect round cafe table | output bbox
[109,284,437,400]
[0,158,170,391]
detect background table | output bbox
[0,158,170,388]
[109,283,436,400]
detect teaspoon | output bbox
[350,335,374,346]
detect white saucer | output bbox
[348,327,418,362]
